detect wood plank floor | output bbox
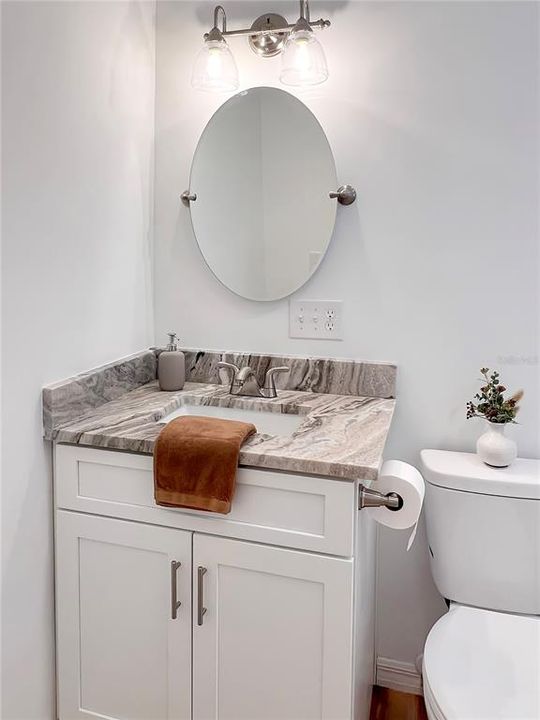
[370,686,428,720]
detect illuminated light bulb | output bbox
[191,38,239,92]
[280,27,328,86]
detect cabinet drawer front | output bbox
[56,445,355,556]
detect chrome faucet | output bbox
[218,362,289,399]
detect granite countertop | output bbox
[43,349,397,481]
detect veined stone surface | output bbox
[43,348,397,481]
[47,381,394,481]
[42,350,157,438]
[183,348,396,398]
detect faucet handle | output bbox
[217,361,239,387]
[264,366,290,393]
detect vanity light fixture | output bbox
[280,1,328,86]
[191,1,330,91]
[191,6,239,92]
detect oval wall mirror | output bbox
[188,87,338,301]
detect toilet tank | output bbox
[421,450,540,615]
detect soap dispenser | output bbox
[158,333,185,391]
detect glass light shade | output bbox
[279,29,328,86]
[191,39,239,92]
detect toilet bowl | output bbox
[422,605,540,720]
[421,450,540,720]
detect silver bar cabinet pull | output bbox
[170,560,181,619]
[197,566,207,626]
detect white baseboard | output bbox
[376,657,423,696]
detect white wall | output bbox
[1,2,155,717]
[154,0,539,671]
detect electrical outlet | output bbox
[289,300,343,340]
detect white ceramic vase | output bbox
[476,421,517,468]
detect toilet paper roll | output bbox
[366,460,425,550]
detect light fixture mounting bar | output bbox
[203,18,330,41]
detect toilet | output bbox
[420,450,540,720]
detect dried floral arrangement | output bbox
[466,368,523,424]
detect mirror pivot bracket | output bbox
[329,185,356,206]
[181,190,197,204]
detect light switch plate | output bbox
[289,300,343,340]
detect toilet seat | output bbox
[423,673,446,720]
[423,604,540,720]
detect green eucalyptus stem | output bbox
[466,368,523,425]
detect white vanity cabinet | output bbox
[54,445,376,720]
[192,534,353,720]
[55,512,192,720]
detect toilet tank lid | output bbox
[421,450,540,499]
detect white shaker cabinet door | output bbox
[55,511,192,720]
[193,534,354,720]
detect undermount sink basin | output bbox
[159,403,303,436]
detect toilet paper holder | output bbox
[359,486,403,511]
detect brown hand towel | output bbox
[153,416,256,514]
